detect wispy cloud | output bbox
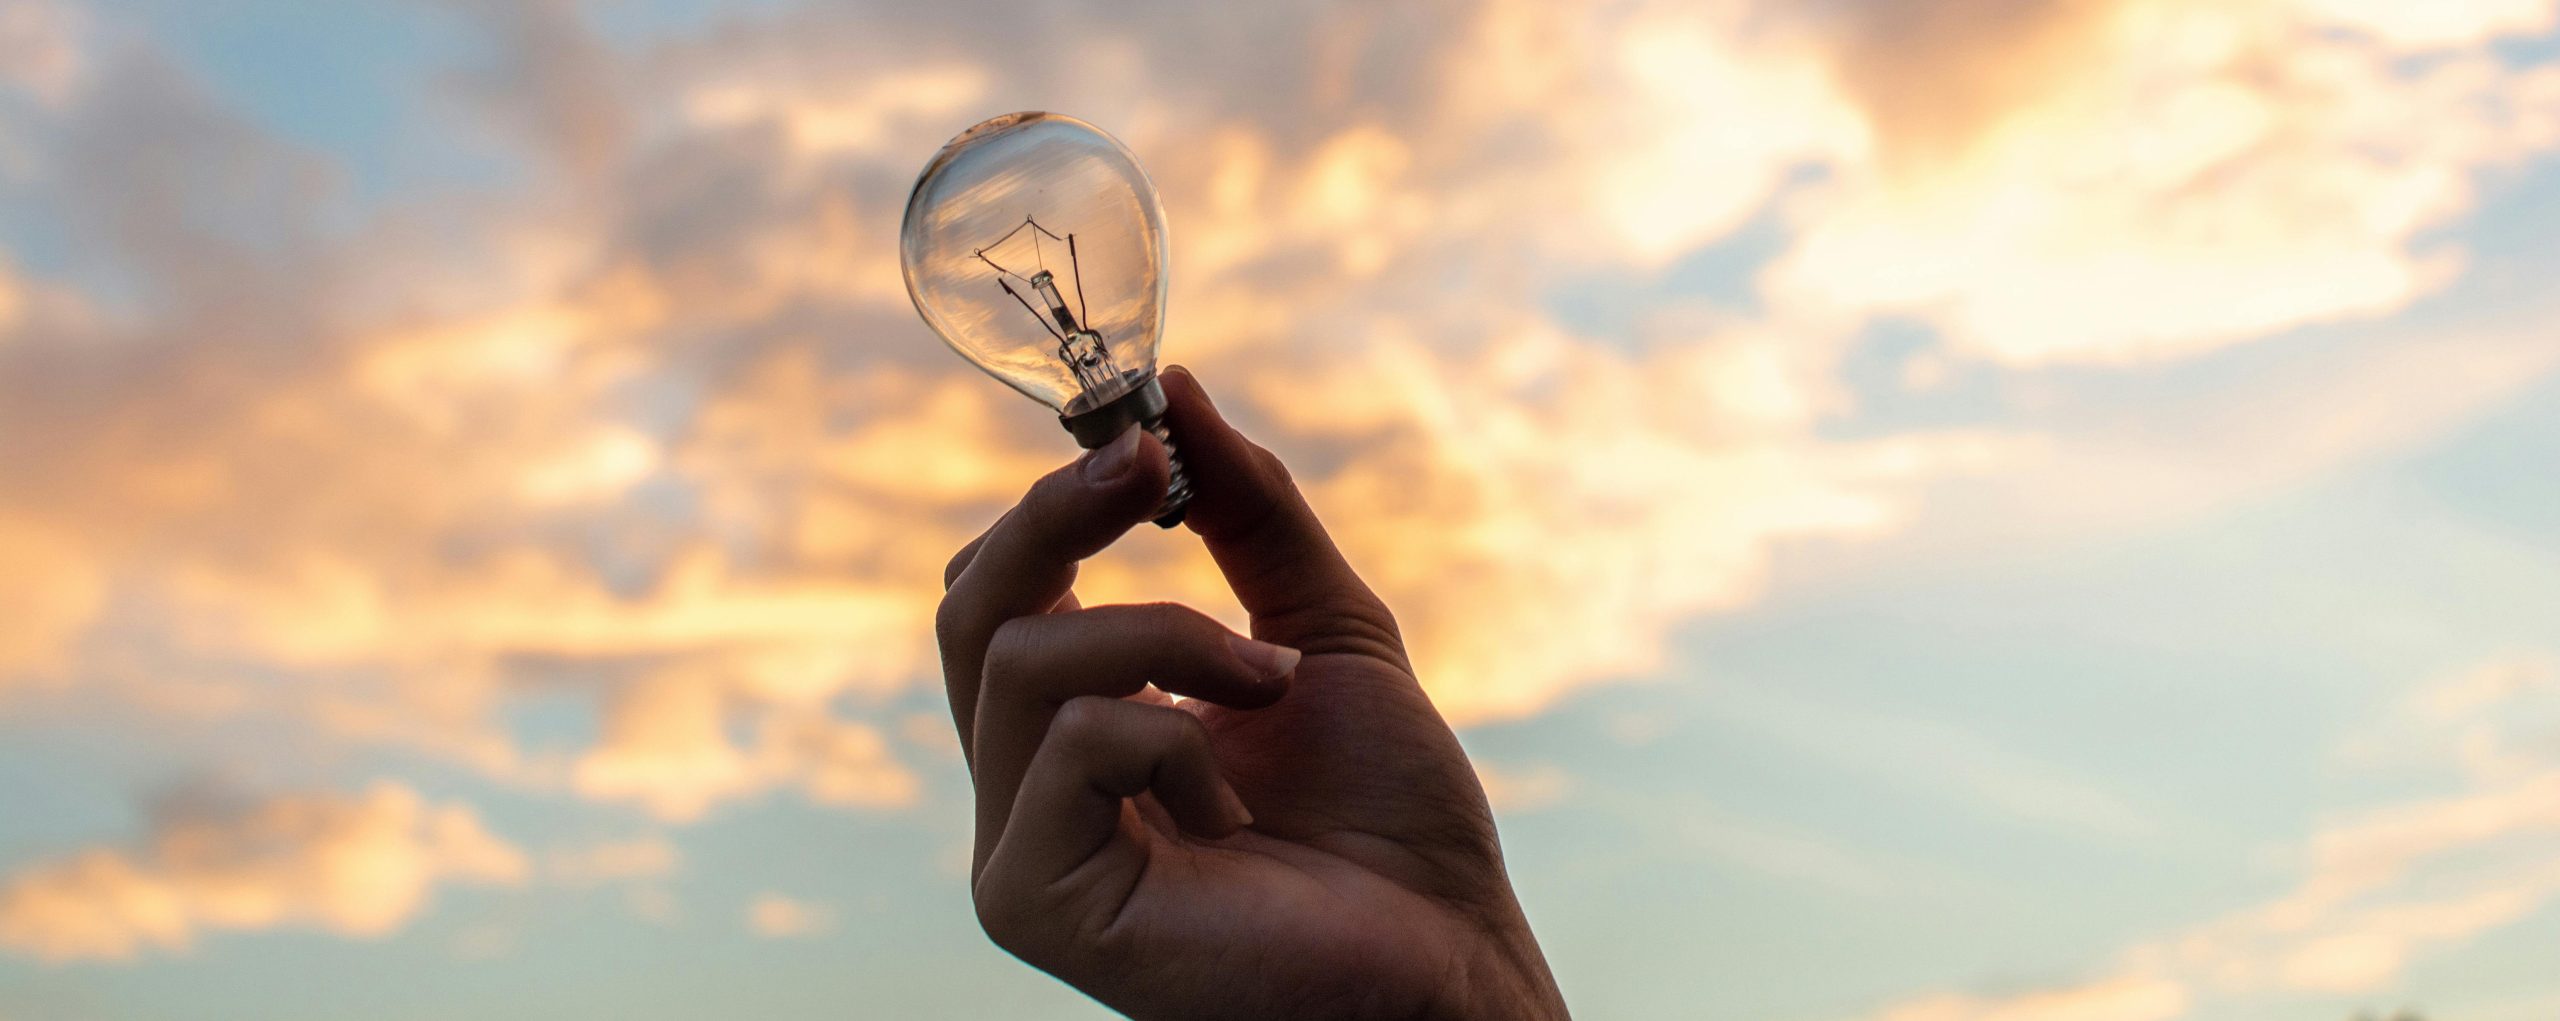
[1711,686,2183,844]
[1849,652,2560,1018]
[0,782,527,963]
[542,836,679,887]
[744,892,833,939]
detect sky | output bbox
[0,0,2557,1018]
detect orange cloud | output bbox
[0,256,21,331]
[744,892,833,938]
[0,782,528,963]
[1875,976,2190,1021]
[1772,0,2560,364]
[573,671,763,822]
[0,510,104,682]
[775,715,924,810]
[573,665,920,821]
[1473,761,1571,814]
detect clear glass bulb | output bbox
[900,112,1190,526]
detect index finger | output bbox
[1158,366,1401,660]
[936,426,1170,761]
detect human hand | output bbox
[937,366,1567,1020]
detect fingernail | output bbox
[1226,634,1302,683]
[1217,783,1254,832]
[1082,426,1140,484]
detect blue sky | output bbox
[1,1,2557,1019]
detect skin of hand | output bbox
[936,366,1569,1020]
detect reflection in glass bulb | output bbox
[899,112,1190,527]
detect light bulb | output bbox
[900,112,1191,527]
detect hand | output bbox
[937,367,1568,1020]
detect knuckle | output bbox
[1334,604,1411,667]
[932,595,974,653]
[1165,600,1226,636]
[971,876,1028,949]
[1351,592,1402,639]
[1050,695,1115,742]
[1165,707,1212,756]
[980,616,1040,684]
[945,510,1010,591]
[1127,601,1217,643]
[1018,466,1083,527]
[1251,443,1294,488]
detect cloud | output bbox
[1852,653,2560,1018]
[0,782,528,963]
[1711,685,2177,843]
[1769,0,2560,364]
[2401,654,2560,782]
[2296,0,2560,47]
[1855,320,2560,567]
[2266,771,2560,928]
[1874,976,2190,1021]
[2266,864,2560,993]
[1201,319,2023,724]
[434,0,627,179]
[680,61,990,161]
[2413,655,2557,722]
[1474,761,1571,814]
[774,715,924,810]
[0,0,83,105]
[0,254,20,329]
[0,0,2004,751]
[572,666,919,821]
[2161,670,2560,1000]
[572,671,762,822]
[1422,0,1865,269]
[0,510,104,683]
[543,836,679,886]
[744,892,832,939]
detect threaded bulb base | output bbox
[1060,370,1191,530]
[1145,414,1192,528]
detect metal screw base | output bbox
[1060,371,1192,529]
[1142,414,1192,528]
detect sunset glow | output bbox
[2,1,2557,1018]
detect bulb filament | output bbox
[975,216,1124,400]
